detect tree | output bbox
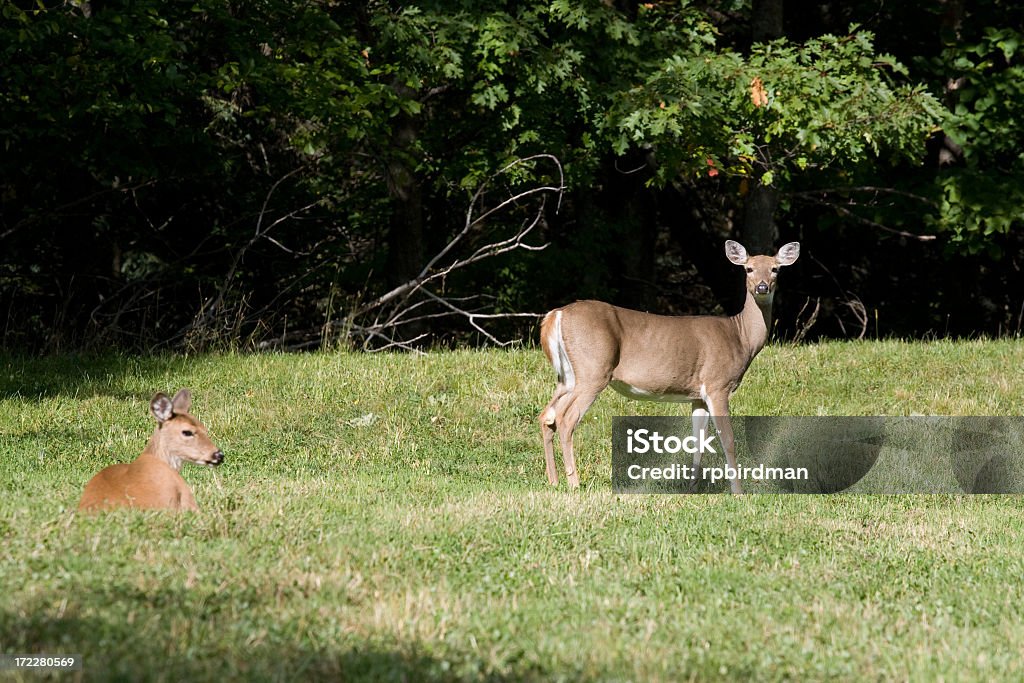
[612,29,941,224]
[0,0,1018,350]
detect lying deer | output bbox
[539,240,800,493]
[78,389,224,512]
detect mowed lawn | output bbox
[2,341,1024,681]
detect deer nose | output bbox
[755,281,770,295]
[209,450,224,465]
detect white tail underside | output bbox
[537,240,801,493]
[548,311,576,390]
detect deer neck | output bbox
[142,427,184,472]
[731,292,772,361]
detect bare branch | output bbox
[844,296,869,340]
[245,156,562,352]
[365,332,429,355]
[358,155,563,318]
[790,186,938,207]
[341,155,563,349]
[791,296,821,344]
[793,193,936,241]
[420,290,511,346]
[1,179,158,242]
[177,169,325,344]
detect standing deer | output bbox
[539,240,800,493]
[78,389,224,512]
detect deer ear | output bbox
[725,240,749,265]
[776,242,800,266]
[151,393,174,423]
[171,389,192,415]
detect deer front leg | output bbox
[690,400,710,491]
[706,392,743,494]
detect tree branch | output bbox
[792,192,937,241]
[339,155,563,348]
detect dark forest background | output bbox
[2,0,1022,353]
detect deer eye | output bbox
[771,267,779,273]
[745,267,754,273]
[182,430,194,437]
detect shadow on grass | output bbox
[0,354,186,402]
[0,598,566,682]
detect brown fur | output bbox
[538,241,799,492]
[78,389,223,512]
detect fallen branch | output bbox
[343,154,563,350]
[354,154,562,318]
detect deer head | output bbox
[725,240,800,302]
[149,389,224,470]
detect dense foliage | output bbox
[1,0,1021,352]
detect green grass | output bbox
[2,341,1024,681]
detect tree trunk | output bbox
[741,181,780,255]
[928,0,966,168]
[384,95,425,289]
[752,0,784,42]
[604,153,656,309]
[384,153,424,288]
[661,184,746,316]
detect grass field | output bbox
[2,340,1024,681]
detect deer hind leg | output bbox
[553,385,604,489]
[705,391,742,494]
[539,386,569,486]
